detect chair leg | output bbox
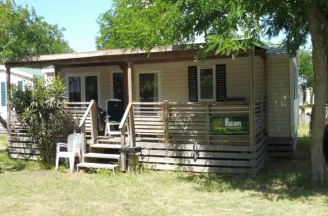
[104,122,108,136]
[69,156,75,174]
[108,124,112,136]
[55,155,59,171]
[77,151,82,163]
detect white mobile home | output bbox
[5,45,299,174]
[0,66,46,131]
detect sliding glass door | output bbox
[138,72,160,102]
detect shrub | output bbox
[9,77,76,167]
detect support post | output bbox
[261,99,264,140]
[163,100,169,144]
[6,67,11,144]
[127,61,133,103]
[128,104,135,147]
[127,61,135,147]
[90,100,98,144]
[54,66,59,78]
[263,53,268,99]
[81,123,86,163]
[249,49,256,145]
[120,124,126,171]
[263,53,268,134]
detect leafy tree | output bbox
[97,0,328,183]
[0,0,73,64]
[96,0,260,54]
[9,78,76,167]
[299,49,314,105]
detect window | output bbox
[17,81,23,91]
[198,67,216,101]
[137,71,160,102]
[68,77,81,102]
[66,74,99,103]
[1,82,6,107]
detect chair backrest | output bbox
[106,99,124,122]
[67,133,82,152]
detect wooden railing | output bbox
[254,98,267,143]
[119,103,133,171]
[120,101,252,146]
[168,102,250,145]
[66,100,98,163]
[118,99,268,170]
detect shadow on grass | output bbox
[0,150,30,173]
[177,136,327,201]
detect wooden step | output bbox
[97,137,142,143]
[84,153,120,160]
[90,144,121,149]
[108,131,121,136]
[97,138,122,143]
[77,162,118,170]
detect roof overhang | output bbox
[5,45,268,68]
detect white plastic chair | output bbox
[55,133,82,173]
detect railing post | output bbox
[81,123,86,163]
[120,124,126,171]
[163,100,169,144]
[206,103,210,145]
[128,104,135,147]
[90,100,98,144]
[249,49,256,145]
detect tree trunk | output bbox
[307,2,327,183]
[0,115,7,129]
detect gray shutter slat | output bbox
[216,64,226,101]
[188,66,198,102]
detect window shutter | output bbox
[18,81,23,91]
[188,66,198,102]
[1,82,6,107]
[216,64,227,101]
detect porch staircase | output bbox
[77,135,123,172]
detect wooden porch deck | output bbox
[7,98,268,174]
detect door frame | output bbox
[135,70,162,102]
[65,72,101,103]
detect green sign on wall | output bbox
[210,116,249,135]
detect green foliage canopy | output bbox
[96,0,261,56]
[0,0,73,64]
[299,49,314,91]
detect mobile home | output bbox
[5,45,299,174]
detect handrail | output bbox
[78,100,95,128]
[119,102,132,129]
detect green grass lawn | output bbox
[1,127,328,216]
